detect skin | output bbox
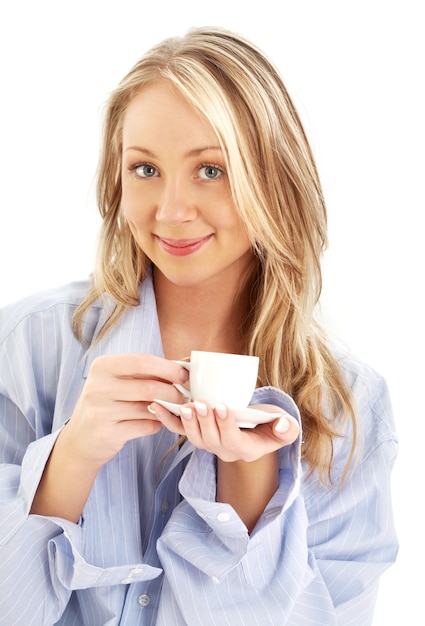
[31,81,299,534]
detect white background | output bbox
[0,1,423,623]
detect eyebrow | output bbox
[123,146,223,158]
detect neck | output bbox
[153,263,256,359]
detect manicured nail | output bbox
[215,404,227,419]
[181,406,193,420]
[194,401,208,416]
[179,368,189,382]
[275,416,290,433]
[147,404,156,415]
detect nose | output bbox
[155,176,197,226]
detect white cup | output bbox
[175,351,259,408]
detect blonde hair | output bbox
[74,26,357,481]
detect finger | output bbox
[213,405,299,462]
[247,403,300,444]
[148,402,186,435]
[90,353,188,384]
[83,375,185,405]
[64,407,164,464]
[193,401,226,448]
[272,413,300,443]
[212,404,250,455]
[115,418,163,441]
[177,401,223,450]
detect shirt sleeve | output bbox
[0,417,164,625]
[0,310,162,626]
[157,381,398,625]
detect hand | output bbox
[65,353,188,466]
[31,354,189,522]
[151,400,300,532]
[149,400,299,462]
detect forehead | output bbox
[122,81,220,148]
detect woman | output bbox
[0,26,398,625]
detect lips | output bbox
[157,234,213,256]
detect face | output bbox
[121,81,254,290]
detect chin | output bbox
[154,264,218,289]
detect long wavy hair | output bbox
[73,26,357,482]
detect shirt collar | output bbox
[82,272,163,378]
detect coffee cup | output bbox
[174,350,259,408]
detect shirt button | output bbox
[137,593,151,608]
[161,500,169,514]
[130,568,144,576]
[211,576,221,584]
[217,512,230,522]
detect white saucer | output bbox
[153,398,281,428]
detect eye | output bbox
[131,163,159,178]
[198,164,224,180]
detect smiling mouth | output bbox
[157,235,213,256]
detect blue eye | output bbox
[133,163,159,178]
[199,164,223,180]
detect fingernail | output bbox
[181,406,192,420]
[215,403,227,419]
[147,404,156,415]
[194,401,208,416]
[275,416,290,433]
[179,368,189,382]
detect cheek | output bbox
[121,187,147,224]
[226,208,251,240]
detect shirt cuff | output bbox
[2,430,162,592]
[0,429,63,545]
[47,522,162,589]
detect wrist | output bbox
[216,452,279,533]
[30,425,103,522]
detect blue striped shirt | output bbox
[0,274,398,625]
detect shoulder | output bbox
[333,344,391,409]
[0,281,96,343]
[331,342,398,456]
